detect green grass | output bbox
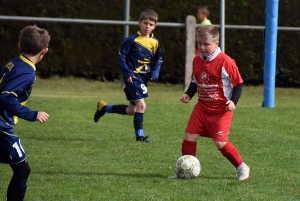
[0,77,299,201]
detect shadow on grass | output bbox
[198,176,237,180]
[32,170,166,179]
[22,136,100,142]
[32,170,237,181]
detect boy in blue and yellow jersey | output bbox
[0,25,50,201]
[94,9,163,143]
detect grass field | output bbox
[0,77,299,201]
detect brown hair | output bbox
[19,25,50,55]
[197,5,210,16]
[139,9,158,23]
[196,25,219,42]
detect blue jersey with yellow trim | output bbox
[118,31,163,80]
[0,54,38,135]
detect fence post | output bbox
[220,0,225,52]
[121,0,130,87]
[185,15,196,91]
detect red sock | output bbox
[182,140,197,156]
[219,142,243,167]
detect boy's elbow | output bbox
[151,73,159,80]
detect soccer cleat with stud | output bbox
[237,163,250,181]
[94,100,107,123]
[136,135,150,143]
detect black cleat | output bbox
[94,100,107,123]
[136,135,151,143]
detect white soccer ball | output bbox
[175,155,201,179]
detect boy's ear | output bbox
[17,43,48,56]
[216,41,220,46]
[40,48,48,56]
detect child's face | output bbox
[197,11,206,22]
[138,19,156,37]
[197,38,219,57]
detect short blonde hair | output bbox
[196,25,219,42]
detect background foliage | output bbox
[0,0,299,86]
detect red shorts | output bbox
[185,103,233,141]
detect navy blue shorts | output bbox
[0,134,27,164]
[123,74,150,102]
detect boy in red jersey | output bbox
[176,25,250,180]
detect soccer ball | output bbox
[175,155,201,179]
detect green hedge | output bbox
[0,0,299,86]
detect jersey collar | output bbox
[199,47,221,61]
[137,31,154,38]
[20,54,36,71]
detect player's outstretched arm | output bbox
[180,94,191,104]
[36,111,49,124]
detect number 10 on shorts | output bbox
[12,139,25,158]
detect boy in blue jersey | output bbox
[0,25,50,201]
[94,9,163,143]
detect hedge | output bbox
[0,0,299,86]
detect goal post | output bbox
[263,0,279,108]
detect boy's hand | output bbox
[127,76,137,83]
[180,94,191,104]
[226,100,236,111]
[36,111,49,124]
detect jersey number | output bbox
[12,140,25,158]
[141,84,147,94]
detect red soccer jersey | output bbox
[192,48,243,113]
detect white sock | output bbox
[237,162,246,170]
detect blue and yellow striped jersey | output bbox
[0,54,38,135]
[118,31,163,80]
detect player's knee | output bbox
[12,161,31,181]
[184,132,199,142]
[213,140,227,149]
[140,105,146,112]
[22,163,31,180]
[135,102,146,112]
[127,110,135,115]
[126,107,136,115]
